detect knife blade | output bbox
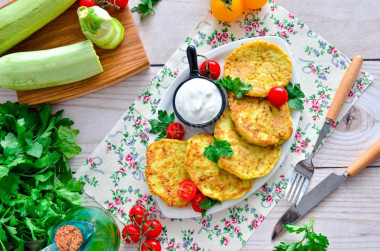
[272,138,380,240]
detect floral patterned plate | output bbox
[149,36,301,218]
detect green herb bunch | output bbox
[274,218,329,251]
[0,102,86,250]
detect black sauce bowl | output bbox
[172,46,226,128]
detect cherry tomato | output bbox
[141,239,161,251]
[210,0,243,22]
[243,0,268,9]
[114,0,129,8]
[129,205,148,226]
[122,225,140,244]
[142,219,162,238]
[191,193,207,213]
[200,60,221,80]
[79,0,95,7]
[166,122,185,140]
[268,86,288,107]
[177,180,197,201]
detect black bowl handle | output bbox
[187,45,199,78]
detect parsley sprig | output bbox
[274,218,329,251]
[149,110,174,141]
[204,139,234,163]
[216,76,253,99]
[200,198,221,217]
[131,0,160,18]
[285,82,305,110]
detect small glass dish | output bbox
[172,45,226,128]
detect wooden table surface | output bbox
[1,0,379,250]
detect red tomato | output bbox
[129,205,148,226]
[142,219,162,238]
[191,193,207,213]
[199,60,221,80]
[121,225,140,244]
[166,122,185,140]
[79,0,95,7]
[114,0,129,8]
[141,239,161,251]
[268,86,288,107]
[177,180,197,201]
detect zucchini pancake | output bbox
[229,93,293,146]
[146,139,191,207]
[223,40,292,97]
[214,109,282,179]
[185,134,253,201]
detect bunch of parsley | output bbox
[0,102,86,251]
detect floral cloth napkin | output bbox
[74,1,373,250]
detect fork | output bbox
[284,55,364,206]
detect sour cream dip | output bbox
[174,78,223,124]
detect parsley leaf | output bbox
[285,82,305,110]
[216,76,252,98]
[200,198,221,217]
[204,139,234,163]
[149,110,175,141]
[273,218,329,251]
[131,0,161,18]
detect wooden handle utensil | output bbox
[326,55,363,121]
[346,138,380,177]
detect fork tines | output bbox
[284,172,310,206]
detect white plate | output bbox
[148,36,300,218]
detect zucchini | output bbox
[0,0,76,55]
[98,18,124,50]
[77,6,116,46]
[0,40,103,91]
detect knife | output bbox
[272,138,380,240]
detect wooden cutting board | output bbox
[1,1,150,105]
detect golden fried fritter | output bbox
[214,109,281,179]
[223,40,292,97]
[185,134,253,201]
[146,139,190,207]
[229,93,293,146]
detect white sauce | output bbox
[175,78,222,124]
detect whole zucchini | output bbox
[0,40,103,90]
[0,0,76,55]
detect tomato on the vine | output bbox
[268,86,288,107]
[79,0,95,7]
[142,219,162,238]
[141,239,161,251]
[166,122,185,140]
[210,0,243,22]
[177,180,197,201]
[191,193,207,213]
[200,60,221,80]
[121,225,140,244]
[129,205,148,226]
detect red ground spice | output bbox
[54,225,83,251]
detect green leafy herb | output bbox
[200,198,221,217]
[204,139,234,163]
[273,218,329,251]
[149,110,175,141]
[285,82,305,110]
[216,76,253,98]
[0,102,85,250]
[131,0,160,18]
